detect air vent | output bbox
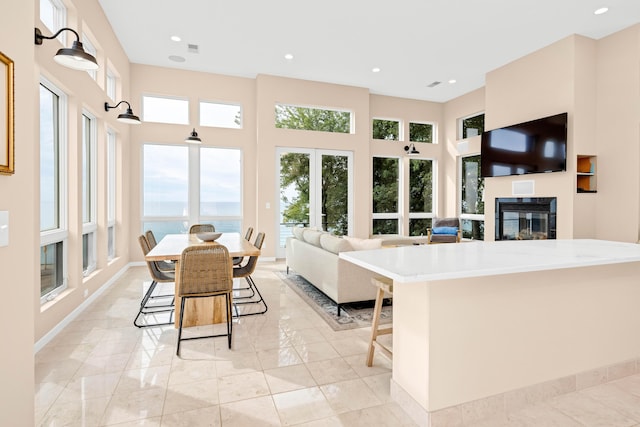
[427,81,441,88]
[187,44,199,53]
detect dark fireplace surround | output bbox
[495,197,557,240]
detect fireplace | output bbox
[495,197,557,240]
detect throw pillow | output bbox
[432,226,458,236]
[343,236,383,251]
[320,234,353,254]
[291,226,305,240]
[303,229,324,247]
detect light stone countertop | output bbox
[339,239,640,283]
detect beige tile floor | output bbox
[35,262,640,426]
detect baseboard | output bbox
[34,262,137,354]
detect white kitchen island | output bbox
[340,239,640,426]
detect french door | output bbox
[276,148,353,258]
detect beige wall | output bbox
[0,0,36,424]
[34,0,132,342]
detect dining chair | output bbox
[145,230,175,272]
[189,224,215,234]
[233,225,254,266]
[232,232,267,316]
[135,235,176,328]
[176,244,234,355]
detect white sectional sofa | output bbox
[285,228,424,315]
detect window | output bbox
[460,154,484,240]
[142,95,189,124]
[200,147,242,231]
[459,113,485,139]
[372,157,399,234]
[142,144,243,241]
[82,34,97,80]
[408,159,434,236]
[199,101,242,129]
[372,119,400,140]
[410,122,434,143]
[40,80,67,302]
[82,113,97,275]
[39,0,66,38]
[106,68,117,100]
[275,104,351,133]
[107,131,116,260]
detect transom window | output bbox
[459,113,485,139]
[82,34,97,80]
[106,68,117,100]
[39,0,66,38]
[275,104,352,133]
[372,118,400,140]
[142,95,189,125]
[409,122,434,143]
[199,101,242,129]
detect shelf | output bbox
[576,155,597,193]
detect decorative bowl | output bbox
[196,232,222,242]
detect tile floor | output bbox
[35,262,640,426]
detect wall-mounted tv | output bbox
[481,112,567,178]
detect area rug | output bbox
[276,271,392,331]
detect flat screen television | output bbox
[481,112,567,178]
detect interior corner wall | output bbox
[483,36,578,241]
[594,24,640,243]
[255,74,371,256]
[0,1,36,424]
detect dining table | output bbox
[144,232,260,328]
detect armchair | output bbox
[427,217,461,244]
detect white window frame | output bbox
[40,77,68,304]
[199,100,243,129]
[106,68,117,101]
[275,103,354,134]
[82,34,97,81]
[409,121,436,144]
[372,117,402,141]
[107,130,116,260]
[39,0,67,43]
[372,156,403,235]
[458,153,485,239]
[82,111,97,276]
[458,112,485,140]
[142,95,190,125]
[407,157,436,235]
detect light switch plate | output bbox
[0,211,8,247]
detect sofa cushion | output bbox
[320,234,353,254]
[343,236,382,251]
[291,226,305,240]
[303,229,324,247]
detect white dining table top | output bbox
[145,232,260,261]
[339,239,640,283]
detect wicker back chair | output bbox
[233,226,255,266]
[135,235,175,328]
[176,244,234,355]
[232,232,267,316]
[189,224,215,234]
[144,230,175,272]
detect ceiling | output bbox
[98,0,640,103]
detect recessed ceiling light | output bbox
[448,79,457,84]
[170,35,181,42]
[594,7,609,15]
[169,55,185,62]
[372,67,381,73]
[284,53,294,60]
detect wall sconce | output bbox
[404,143,420,155]
[185,128,202,143]
[104,101,141,124]
[34,27,98,71]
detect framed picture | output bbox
[0,51,14,175]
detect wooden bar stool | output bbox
[366,276,393,367]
